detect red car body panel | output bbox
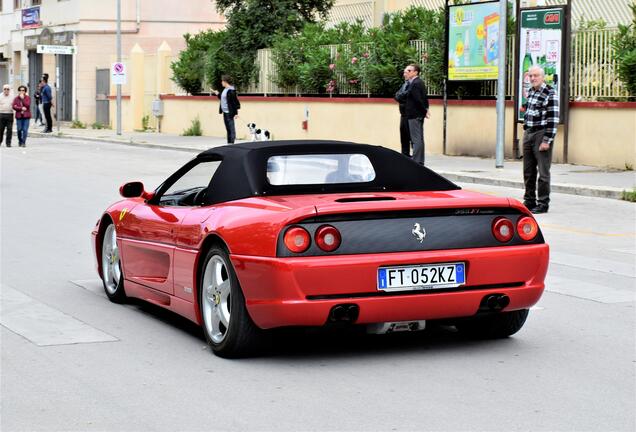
[232,244,548,329]
[92,189,549,329]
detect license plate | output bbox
[377,262,465,291]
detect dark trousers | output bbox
[400,116,411,156]
[223,112,236,144]
[0,113,13,146]
[408,117,425,165]
[43,102,53,132]
[400,116,425,165]
[523,129,553,208]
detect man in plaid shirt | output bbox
[522,65,559,214]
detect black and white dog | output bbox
[256,128,271,141]
[247,123,258,141]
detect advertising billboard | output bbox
[22,6,41,29]
[448,1,500,81]
[517,7,566,122]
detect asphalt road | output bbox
[1,139,635,432]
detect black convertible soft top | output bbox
[196,140,459,204]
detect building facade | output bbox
[0,0,224,124]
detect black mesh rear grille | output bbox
[277,208,543,257]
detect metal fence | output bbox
[239,28,630,100]
[570,29,629,100]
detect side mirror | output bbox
[119,181,154,200]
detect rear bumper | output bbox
[231,244,549,329]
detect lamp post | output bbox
[116,0,122,135]
[495,0,507,168]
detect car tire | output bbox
[199,245,263,358]
[455,309,529,339]
[101,222,127,304]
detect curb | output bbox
[439,172,625,200]
[29,131,203,153]
[31,131,628,201]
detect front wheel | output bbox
[101,222,127,303]
[455,309,529,339]
[199,245,263,358]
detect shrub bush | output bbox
[612,3,636,98]
[171,30,221,94]
[182,116,203,136]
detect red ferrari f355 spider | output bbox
[92,140,548,357]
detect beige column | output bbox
[156,41,172,96]
[130,43,145,131]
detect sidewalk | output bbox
[30,126,635,200]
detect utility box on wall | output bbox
[152,99,164,118]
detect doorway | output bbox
[58,54,73,121]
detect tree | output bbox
[215,0,335,88]
[612,3,636,98]
[171,30,220,94]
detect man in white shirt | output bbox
[212,75,241,144]
[0,85,15,147]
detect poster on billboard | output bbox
[447,1,500,81]
[516,7,566,122]
[22,6,41,29]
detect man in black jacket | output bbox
[213,75,241,144]
[394,64,430,165]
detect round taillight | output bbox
[315,225,341,252]
[517,216,538,241]
[283,226,311,253]
[492,217,514,242]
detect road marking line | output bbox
[550,251,636,278]
[0,285,118,346]
[541,223,636,238]
[610,248,636,255]
[545,275,635,304]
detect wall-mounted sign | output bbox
[111,62,127,85]
[516,6,567,122]
[447,1,500,81]
[37,44,77,55]
[22,6,41,29]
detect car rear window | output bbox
[267,154,376,185]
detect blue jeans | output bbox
[16,118,30,146]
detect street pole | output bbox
[116,0,122,135]
[56,54,60,133]
[495,0,507,168]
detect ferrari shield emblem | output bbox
[119,208,129,222]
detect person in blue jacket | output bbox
[41,74,53,133]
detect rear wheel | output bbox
[101,223,127,303]
[200,245,262,358]
[455,309,529,339]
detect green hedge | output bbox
[269,7,448,97]
[171,4,533,98]
[171,6,448,96]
